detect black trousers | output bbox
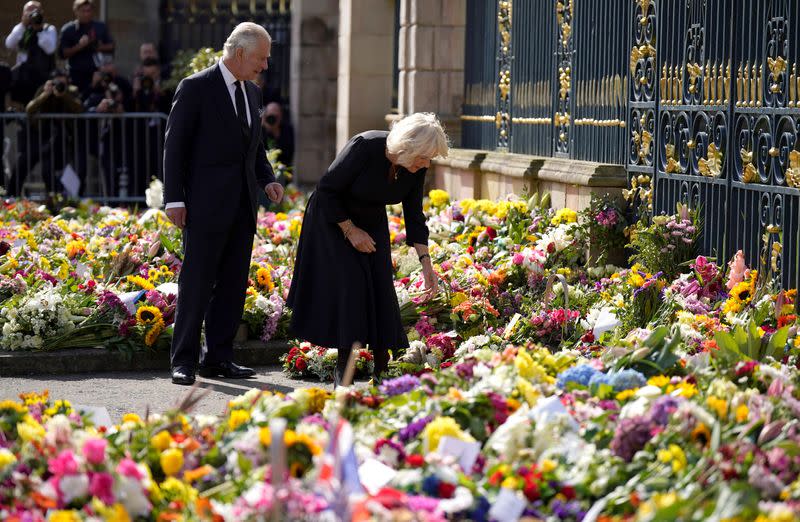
[170,187,255,368]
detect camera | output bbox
[101,72,114,85]
[53,79,67,94]
[140,75,154,93]
[28,9,44,26]
[265,114,278,126]
[107,99,117,110]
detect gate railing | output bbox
[462,0,800,290]
[1,112,167,205]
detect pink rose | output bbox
[48,450,79,476]
[512,253,524,265]
[89,472,115,504]
[82,438,107,465]
[116,458,144,480]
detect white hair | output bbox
[223,22,271,59]
[386,112,449,167]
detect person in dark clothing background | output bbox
[260,101,294,165]
[5,69,83,197]
[59,0,114,98]
[286,113,449,387]
[4,1,57,106]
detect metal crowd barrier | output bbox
[0,112,167,205]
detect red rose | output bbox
[295,358,307,371]
[523,480,540,502]
[581,331,595,343]
[547,242,555,253]
[561,485,576,500]
[485,227,497,239]
[405,454,425,467]
[437,482,456,498]
[466,246,475,254]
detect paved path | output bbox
[0,366,335,423]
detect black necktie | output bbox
[234,81,249,133]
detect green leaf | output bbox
[767,326,790,360]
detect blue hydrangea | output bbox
[556,365,600,389]
[609,369,647,391]
[588,372,613,389]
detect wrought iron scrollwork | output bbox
[555,0,573,154]
[496,0,513,149]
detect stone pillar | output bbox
[396,0,465,145]
[336,0,395,151]
[106,0,161,77]
[290,0,339,184]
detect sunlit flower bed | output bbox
[2,186,800,520]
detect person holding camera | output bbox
[84,77,135,199]
[260,102,294,166]
[4,1,57,105]
[59,0,115,98]
[5,70,83,197]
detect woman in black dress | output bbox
[287,113,449,385]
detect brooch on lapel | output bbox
[258,106,266,118]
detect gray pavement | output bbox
[0,366,334,423]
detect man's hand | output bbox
[166,207,186,229]
[265,182,284,203]
[347,227,376,253]
[79,34,90,48]
[42,80,54,97]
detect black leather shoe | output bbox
[171,366,196,385]
[198,361,256,379]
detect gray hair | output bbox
[223,22,271,59]
[386,113,449,166]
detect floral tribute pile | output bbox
[2,185,800,520]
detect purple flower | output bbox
[398,415,433,443]
[610,415,653,461]
[649,396,681,426]
[379,374,421,397]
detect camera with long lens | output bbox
[53,79,67,94]
[28,9,44,26]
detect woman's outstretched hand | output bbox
[347,227,376,253]
[421,261,438,299]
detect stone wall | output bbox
[290,0,339,184]
[431,149,628,210]
[106,0,161,78]
[395,0,464,145]
[335,0,395,152]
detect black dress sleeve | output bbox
[402,170,429,246]
[315,135,366,223]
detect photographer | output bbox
[261,102,294,166]
[5,70,83,197]
[84,60,132,111]
[4,1,57,105]
[132,57,168,113]
[59,0,115,98]
[131,57,168,196]
[87,79,134,199]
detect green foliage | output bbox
[627,203,699,278]
[713,320,790,365]
[163,48,224,92]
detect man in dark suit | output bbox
[163,22,284,385]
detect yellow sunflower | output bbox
[145,320,165,347]
[256,267,275,291]
[127,275,155,291]
[136,306,163,326]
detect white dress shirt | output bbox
[165,59,252,210]
[4,23,57,66]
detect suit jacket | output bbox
[163,63,275,226]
